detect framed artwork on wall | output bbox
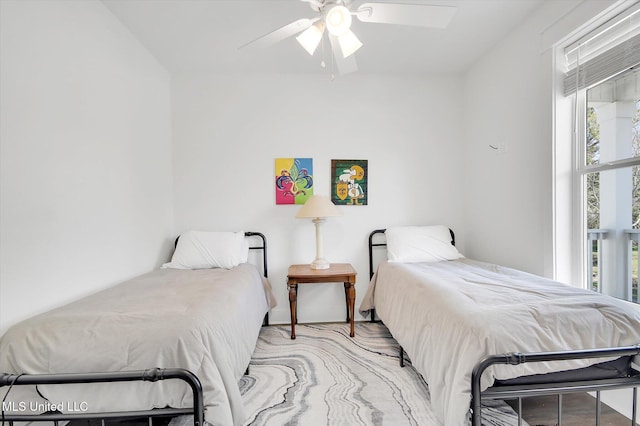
[275,158,313,205]
[331,159,367,205]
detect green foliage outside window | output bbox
[586,98,640,301]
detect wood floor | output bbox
[507,393,638,426]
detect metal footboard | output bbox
[0,368,204,426]
[471,345,640,426]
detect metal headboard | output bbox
[368,228,456,279]
[245,231,268,278]
[174,231,268,278]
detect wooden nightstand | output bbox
[287,263,357,340]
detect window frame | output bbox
[571,73,640,296]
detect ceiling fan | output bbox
[239,0,457,76]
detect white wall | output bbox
[0,0,173,333]
[171,73,466,324]
[462,3,562,277]
[461,0,613,278]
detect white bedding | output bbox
[359,259,640,426]
[0,263,275,426]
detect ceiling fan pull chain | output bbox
[320,36,326,68]
[330,43,336,81]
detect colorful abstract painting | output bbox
[331,159,367,205]
[275,158,314,205]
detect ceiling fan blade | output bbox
[239,18,315,50]
[300,0,323,8]
[356,3,456,28]
[329,34,358,75]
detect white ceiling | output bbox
[101,0,544,75]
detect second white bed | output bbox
[360,258,640,426]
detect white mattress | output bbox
[359,259,640,426]
[0,264,274,426]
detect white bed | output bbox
[0,231,275,426]
[360,226,640,426]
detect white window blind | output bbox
[564,3,640,96]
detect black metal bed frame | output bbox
[1,368,203,426]
[368,228,640,426]
[1,231,270,426]
[471,347,640,426]
[246,232,270,327]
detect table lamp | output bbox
[296,194,342,269]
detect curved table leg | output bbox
[345,282,355,337]
[288,283,297,339]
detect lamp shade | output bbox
[296,195,342,219]
[296,195,341,270]
[296,21,325,56]
[338,29,362,58]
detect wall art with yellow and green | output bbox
[331,159,367,206]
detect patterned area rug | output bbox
[172,322,527,426]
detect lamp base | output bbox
[310,258,330,270]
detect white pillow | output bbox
[386,225,463,263]
[239,238,250,264]
[162,231,248,270]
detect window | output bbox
[562,4,640,303]
[579,67,640,303]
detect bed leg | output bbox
[518,397,522,426]
[399,346,405,368]
[558,394,563,426]
[370,308,376,323]
[596,390,601,426]
[471,404,481,426]
[471,363,482,426]
[632,387,637,426]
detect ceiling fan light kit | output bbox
[337,29,362,58]
[296,21,325,55]
[325,5,352,36]
[240,0,457,76]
